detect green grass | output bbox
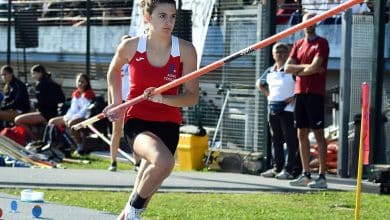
[61,154,186,171]
[2,155,389,219]
[59,154,135,170]
[0,189,389,219]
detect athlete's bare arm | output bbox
[107,38,138,106]
[158,39,199,107]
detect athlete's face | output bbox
[146,3,176,35]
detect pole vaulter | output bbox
[72,0,363,130]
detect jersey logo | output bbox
[168,63,176,74]
[164,64,177,82]
[135,57,144,62]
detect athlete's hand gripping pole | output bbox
[72,0,362,130]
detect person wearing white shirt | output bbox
[256,43,301,180]
[342,0,371,14]
[48,73,95,155]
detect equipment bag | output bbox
[0,125,27,146]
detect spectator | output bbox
[364,0,374,13]
[15,64,65,141]
[277,0,299,25]
[344,0,372,14]
[48,73,95,155]
[107,34,142,172]
[257,43,301,179]
[319,0,341,24]
[285,13,329,189]
[0,65,30,125]
[104,0,198,219]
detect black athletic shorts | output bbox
[124,118,180,155]
[294,94,325,129]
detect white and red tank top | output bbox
[125,35,182,124]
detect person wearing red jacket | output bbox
[48,73,95,154]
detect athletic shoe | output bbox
[108,161,117,172]
[289,174,311,187]
[308,177,328,189]
[72,150,86,157]
[261,168,279,178]
[124,203,144,220]
[275,170,295,180]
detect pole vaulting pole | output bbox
[72,0,363,130]
[87,124,136,164]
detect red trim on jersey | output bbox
[72,89,96,100]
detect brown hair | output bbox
[1,65,15,94]
[140,0,176,15]
[31,64,51,79]
[1,65,13,75]
[77,73,92,91]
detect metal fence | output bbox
[0,0,132,98]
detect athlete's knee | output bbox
[155,154,175,175]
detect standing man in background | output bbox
[285,13,329,189]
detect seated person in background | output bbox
[319,0,341,24]
[15,64,65,141]
[48,73,95,155]
[364,0,374,13]
[0,65,30,125]
[343,0,372,14]
[276,0,298,25]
